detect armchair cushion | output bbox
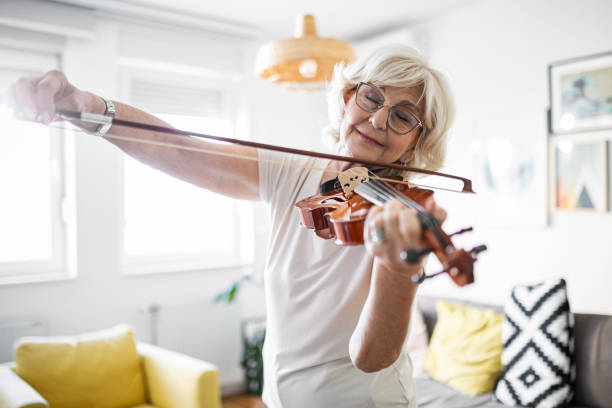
[14,325,146,408]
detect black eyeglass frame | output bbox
[354,82,423,135]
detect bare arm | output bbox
[9,70,260,201]
[349,259,420,372]
[98,99,260,200]
[350,198,445,372]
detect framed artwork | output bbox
[552,138,608,212]
[474,108,548,227]
[549,51,612,135]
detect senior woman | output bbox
[9,44,454,407]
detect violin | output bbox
[296,168,487,287]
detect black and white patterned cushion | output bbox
[495,278,575,407]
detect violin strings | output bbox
[357,175,440,232]
[352,182,387,207]
[44,122,452,191]
[366,175,424,211]
[361,173,424,213]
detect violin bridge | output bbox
[338,167,369,196]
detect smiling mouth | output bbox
[356,129,384,147]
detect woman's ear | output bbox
[341,90,356,119]
[400,147,416,164]
[343,92,350,105]
[343,89,355,107]
[401,134,423,164]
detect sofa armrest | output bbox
[0,363,48,408]
[137,343,221,408]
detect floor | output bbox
[222,393,266,408]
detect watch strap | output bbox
[92,97,115,137]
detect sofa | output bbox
[414,296,612,408]
[0,327,221,408]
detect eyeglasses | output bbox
[355,82,423,135]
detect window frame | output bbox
[117,67,254,276]
[0,47,74,285]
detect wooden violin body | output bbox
[296,178,485,287]
[296,181,432,245]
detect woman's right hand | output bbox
[8,70,103,129]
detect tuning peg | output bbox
[411,263,469,284]
[470,244,487,257]
[449,226,473,237]
[401,247,433,264]
[411,270,446,284]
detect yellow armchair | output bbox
[0,326,221,408]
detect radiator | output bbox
[0,319,46,363]
[143,301,243,388]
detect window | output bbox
[0,47,70,284]
[120,71,253,274]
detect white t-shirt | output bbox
[258,149,416,408]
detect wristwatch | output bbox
[92,96,115,137]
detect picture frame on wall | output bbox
[549,50,612,135]
[551,138,608,212]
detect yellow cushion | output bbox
[14,325,146,408]
[423,301,504,395]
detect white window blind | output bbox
[129,80,223,118]
[0,48,68,284]
[121,73,253,274]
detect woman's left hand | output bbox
[363,197,446,277]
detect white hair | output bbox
[324,44,455,175]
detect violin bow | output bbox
[52,108,474,194]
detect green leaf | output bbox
[228,285,237,302]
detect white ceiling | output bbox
[58,0,476,40]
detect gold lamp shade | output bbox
[255,15,356,90]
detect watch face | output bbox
[104,99,116,116]
[92,98,115,137]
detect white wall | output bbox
[393,0,612,314]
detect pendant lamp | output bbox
[255,14,356,90]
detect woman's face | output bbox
[338,84,424,165]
